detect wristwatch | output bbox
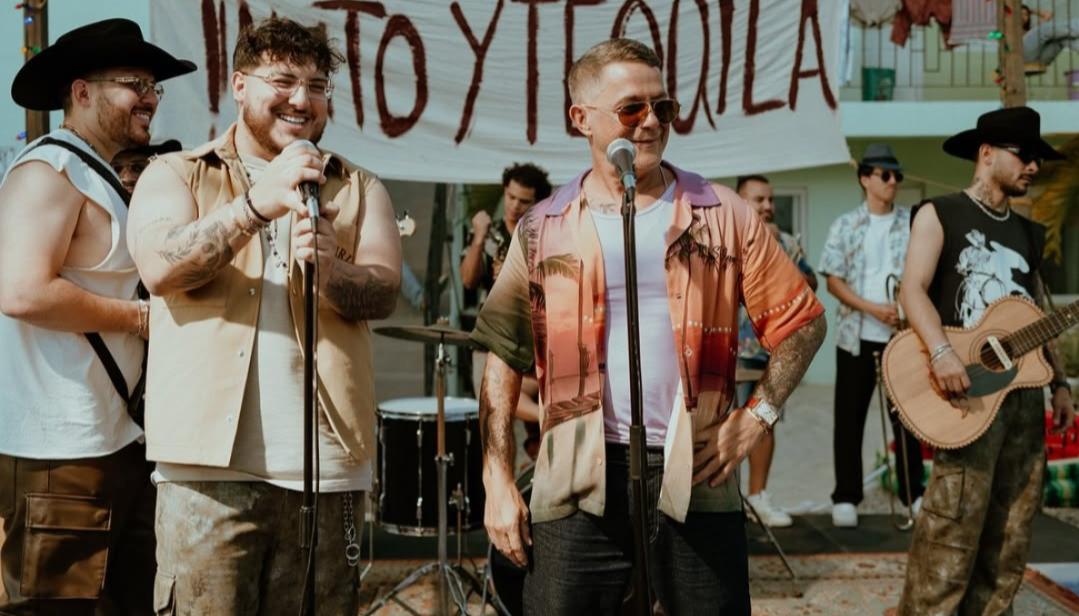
[745,397,780,431]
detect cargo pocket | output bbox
[922,467,965,522]
[153,572,176,616]
[20,493,111,599]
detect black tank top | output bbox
[913,192,1045,329]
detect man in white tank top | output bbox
[0,18,195,616]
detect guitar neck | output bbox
[1004,299,1079,357]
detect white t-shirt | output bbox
[590,184,679,447]
[0,129,144,459]
[154,155,371,492]
[860,211,897,343]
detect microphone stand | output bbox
[620,176,653,615]
[300,214,320,615]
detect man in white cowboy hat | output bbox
[818,143,925,528]
[895,106,1075,615]
[0,17,194,615]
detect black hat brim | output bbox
[943,128,1066,162]
[12,39,196,111]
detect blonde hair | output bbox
[567,38,661,104]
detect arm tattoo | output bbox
[479,358,521,473]
[1034,276,1069,382]
[155,219,235,289]
[324,267,398,322]
[756,314,827,408]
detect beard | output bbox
[241,102,326,157]
[95,97,152,150]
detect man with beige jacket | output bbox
[127,17,400,614]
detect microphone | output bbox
[606,138,637,190]
[285,139,321,220]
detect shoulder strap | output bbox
[30,137,147,424]
[32,137,130,207]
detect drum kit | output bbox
[363,322,515,616]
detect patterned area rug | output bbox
[357,554,1079,615]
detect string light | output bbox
[988,30,1003,39]
[16,131,26,140]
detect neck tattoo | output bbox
[964,188,1010,222]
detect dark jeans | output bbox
[0,442,156,616]
[833,341,925,506]
[522,444,750,616]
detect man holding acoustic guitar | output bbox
[893,106,1075,615]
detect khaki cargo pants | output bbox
[0,442,157,616]
[898,388,1046,616]
[153,481,364,616]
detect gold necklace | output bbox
[60,123,104,159]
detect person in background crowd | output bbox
[111,138,182,194]
[462,162,552,462]
[735,174,818,528]
[818,144,925,528]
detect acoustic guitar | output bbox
[882,296,1079,449]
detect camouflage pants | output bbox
[898,388,1045,616]
[153,481,364,616]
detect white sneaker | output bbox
[911,496,923,516]
[832,503,858,527]
[746,491,793,527]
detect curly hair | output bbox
[234,17,344,75]
[502,163,553,201]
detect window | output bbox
[772,187,807,245]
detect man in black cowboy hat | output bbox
[895,106,1074,615]
[0,17,193,615]
[111,139,183,194]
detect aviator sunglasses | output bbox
[584,98,681,128]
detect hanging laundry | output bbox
[852,0,903,26]
[949,0,998,45]
[892,0,954,46]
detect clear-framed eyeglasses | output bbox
[85,76,164,100]
[242,72,334,101]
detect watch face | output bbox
[753,401,779,426]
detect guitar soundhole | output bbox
[977,340,1013,371]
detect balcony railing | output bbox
[841,1,1078,102]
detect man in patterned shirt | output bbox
[818,144,925,528]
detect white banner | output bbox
[150,0,850,184]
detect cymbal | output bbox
[373,324,475,347]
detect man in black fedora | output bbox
[111,139,183,194]
[896,106,1074,615]
[0,18,193,615]
[818,143,925,528]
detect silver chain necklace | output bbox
[239,161,289,271]
[964,189,1010,222]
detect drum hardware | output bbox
[874,351,915,531]
[741,494,798,583]
[365,324,498,616]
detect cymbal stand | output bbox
[363,336,496,616]
[874,351,914,531]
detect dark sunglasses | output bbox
[872,169,904,183]
[995,144,1042,166]
[585,99,681,127]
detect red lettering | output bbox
[789,0,837,110]
[666,0,714,134]
[611,1,664,64]
[715,0,733,115]
[239,0,253,32]
[201,0,223,113]
[513,0,559,145]
[742,0,784,116]
[217,3,228,94]
[563,0,602,137]
[375,14,428,138]
[451,1,505,144]
[314,1,387,130]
